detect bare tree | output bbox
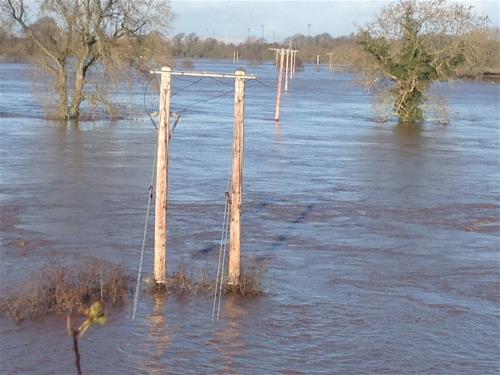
[1,0,172,120]
[358,0,487,123]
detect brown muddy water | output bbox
[0,61,499,374]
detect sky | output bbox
[170,0,500,42]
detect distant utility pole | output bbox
[308,23,311,37]
[247,27,250,40]
[261,24,265,40]
[269,47,280,67]
[327,52,334,69]
[285,51,290,91]
[291,51,297,77]
[290,51,295,79]
[270,46,298,120]
[274,49,285,121]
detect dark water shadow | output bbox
[271,203,316,251]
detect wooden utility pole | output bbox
[269,48,280,67]
[285,50,290,92]
[228,69,246,286]
[149,68,255,288]
[274,48,285,121]
[154,66,171,285]
[327,52,334,69]
[232,50,240,63]
[289,50,297,78]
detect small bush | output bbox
[0,260,128,322]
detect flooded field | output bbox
[0,60,499,374]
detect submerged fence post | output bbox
[274,49,285,121]
[154,66,171,285]
[228,68,246,286]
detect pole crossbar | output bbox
[150,70,256,80]
[268,48,297,52]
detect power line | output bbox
[173,88,235,116]
[172,77,205,97]
[143,74,158,130]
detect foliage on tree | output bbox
[358,0,487,123]
[0,0,172,120]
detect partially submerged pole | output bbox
[293,51,297,75]
[228,69,246,286]
[274,49,285,121]
[268,48,280,68]
[285,50,289,92]
[327,52,333,69]
[154,66,171,285]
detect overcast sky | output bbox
[170,0,500,42]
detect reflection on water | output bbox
[0,61,499,374]
[393,122,424,148]
[141,295,170,375]
[212,296,248,374]
[274,120,281,140]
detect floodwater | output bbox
[0,60,499,374]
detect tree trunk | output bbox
[55,67,69,120]
[68,60,86,120]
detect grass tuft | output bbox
[150,262,265,297]
[224,264,265,297]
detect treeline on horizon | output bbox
[1,25,499,80]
